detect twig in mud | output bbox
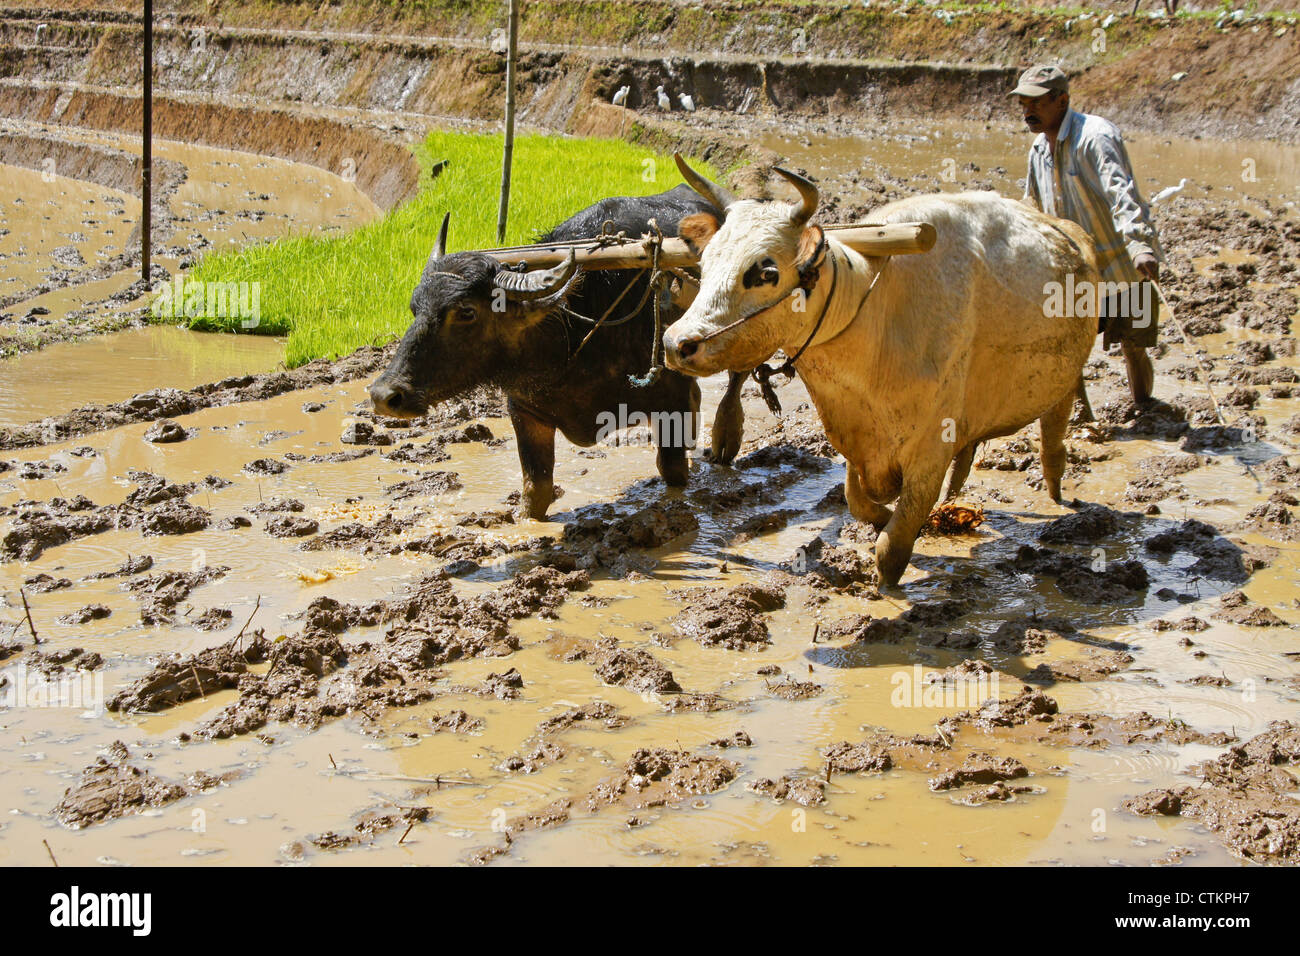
[18,588,38,644]
[397,821,415,845]
[191,664,206,700]
[329,754,338,770]
[43,839,58,867]
[811,622,820,644]
[234,595,262,649]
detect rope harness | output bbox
[518,222,889,410]
[690,229,891,414]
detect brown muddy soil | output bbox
[54,739,240,828]
[1125,721,1300,864]
[3,93,1298,868]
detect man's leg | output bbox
[1122,340,1155,405]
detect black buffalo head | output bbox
[369,212,580,418]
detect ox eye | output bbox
[742,259,781,288]
[448,305,477,324]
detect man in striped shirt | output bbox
[1013,64,1163,406]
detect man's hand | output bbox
[1134,253,1159,282]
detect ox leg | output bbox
[942,443,976,501]
[1074,374,1096,423]
[846,464,892,531]
[655,381,698,487]
[1039,392,1074,504]
[710,371,747,465]
[509,404,557,520]
[875,464,946,589]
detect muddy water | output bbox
[0,121,378,397]
[0,161,139,302]
[0,325,286,425]
[761,119,1299,218]
[1,117,1297,867]
[0,341,1295,866]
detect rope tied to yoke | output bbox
[561,219,675,387]
[739,233,891,415]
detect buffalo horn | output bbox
[493,249,578,300]
[673,153,735,212]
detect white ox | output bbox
[663,156,1098,587]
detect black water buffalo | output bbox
[368,184,747,519]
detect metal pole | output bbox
[142,0,152,284]
[495,0,518,244]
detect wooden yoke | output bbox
[484,222,937,272]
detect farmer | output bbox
[1013,64,1164,406]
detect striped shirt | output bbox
[1023,109,1163,286]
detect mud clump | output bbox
[585,748,740,811]
[310,806,431,851]
[264,515,320,537]
[477,565,590,621]
[383,470,462,501]
[144,567,588,739]
[928,753,1029,791]
[53,741,238,829]
[749,774,827,807]
[767,678,823,701]
[1023,649,1135,684]
[1000,545,1148,603]
[562,500,699,575]
[2,501,118,561]
[823,597,973,646]
[430,709,483,734]
[138,500,211,536]
[27,647,104,675]
[127,565,231,625]
[1239,492,1300,542]
[55,604,112,625]
[83,553,154,580]
[587,636,680,694]
[144,419,191,443]
[108,631,268,713]
[788,536,877,592]
[1211,590,1288,627]
[662,693,736,713]
[1037,504,1123,545]
[1124,721,1300,865]
[672,580,786,650]
[1144,519,1267,583]
[535,701,627,736]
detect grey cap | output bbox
[1009,64,1069,97]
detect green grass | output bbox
[176,131,716,367]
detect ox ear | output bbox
[794,224,827,274]
[679,212,720,258]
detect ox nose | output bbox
[664,330,703,369]
[369,381,408,416]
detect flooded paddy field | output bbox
[0,118,377,360]
[1,116,1297,868]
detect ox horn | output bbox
[493,249,578,301]
[674,153,735,212]
[428,212,451,264]
[773,166,819,226]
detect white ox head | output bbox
[663,154,825,377]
